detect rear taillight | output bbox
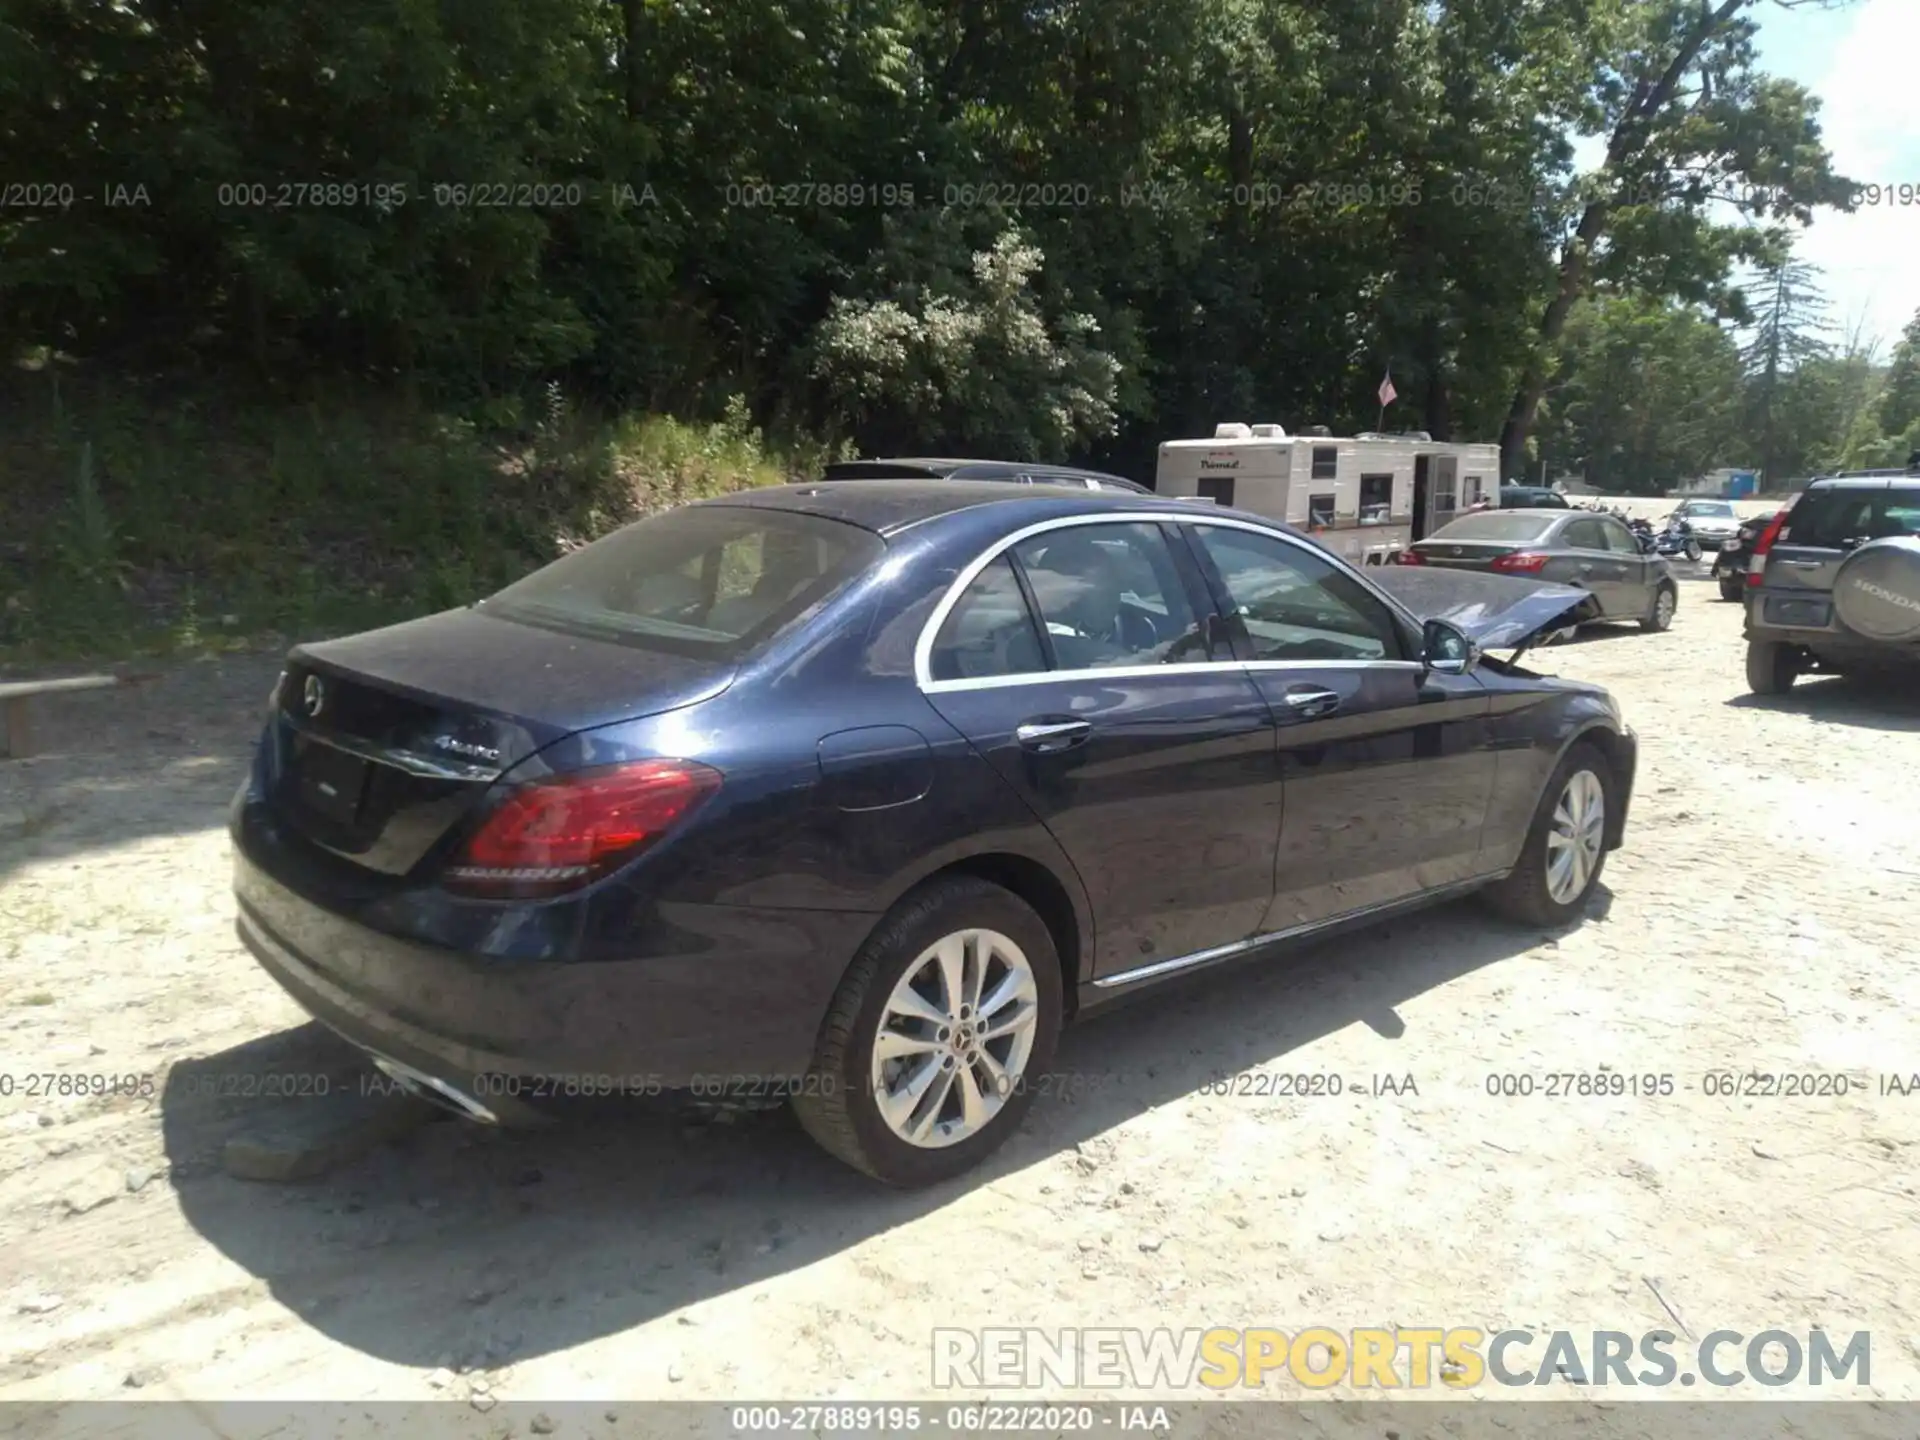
[1394,548,1424,565]
[1747,510,1789,587]
[446,759,722,898]
[1491,552,1551,574]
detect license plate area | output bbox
[293,735,371,826]
[1763,594,1833,629]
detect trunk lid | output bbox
[1408,540,1526,571]
[268,608,736,876]
[1371,566,1591,653]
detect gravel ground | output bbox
[3,558,1919,1421]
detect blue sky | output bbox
[1736,0,1919,351]
[1570,0,1918,354]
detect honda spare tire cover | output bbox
[1832,537,1920,642]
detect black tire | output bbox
[1640,584,1676,632]
[792,875,1063,1187]
[1684,540,1702,562]
[1745,639,1799,695]
[1718,574,1744,603]
[1481,741,1615,928]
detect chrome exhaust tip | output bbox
[370,1054,500,1125]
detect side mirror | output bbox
[1421,618,1480,675]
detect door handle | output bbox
[1283,687,1341,718]
[1015,718,1092,753]
[1577,563,1595,573]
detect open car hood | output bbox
[1368,566,1592,654]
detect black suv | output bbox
[1744,471,1920,693]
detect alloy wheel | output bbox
[1654,588,1675,628]
[1545,769,1606,905]
[870,928,1040,1149]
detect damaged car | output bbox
[231,481,1636,1186]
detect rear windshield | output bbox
[1431,513,1558,542]
[1784,485,1920,549]
[480,506,883,657]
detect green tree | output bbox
[1740,246,1832,485]
[1498,0,1857,477]
[1537,293,1744,493]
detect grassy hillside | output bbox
[0,373,845,664]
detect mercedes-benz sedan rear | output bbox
[234,481,1637,1187]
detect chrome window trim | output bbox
[912,510,1428,692]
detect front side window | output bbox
[481,506,881,658]
[1598,518,1640,554]
[1562,518,1607,551]
[1191,525,1400,662]
[1013,524,1206,671]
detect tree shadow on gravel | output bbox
[158,892,1592,1370]
[0,653,283,882]
[1725,674,1920,733]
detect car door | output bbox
[1557,517,1631,614]
[1179,521,1497,931]
[1596,515,1656,611]
[919,518,1281,979]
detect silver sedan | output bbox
[1402,509,1680,633]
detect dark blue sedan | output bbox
[232,481,1636,1186]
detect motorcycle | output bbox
[1711,513,1776,600]
[1640,516,1702,562]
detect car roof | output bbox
[703,478,1206,536]
[822,457,1149,490]
[1804,473,1920,490]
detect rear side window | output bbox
[928,556,1046,681]
[1786,487,1920,548]
[1014,524,1205,671]
[481,506,882,658]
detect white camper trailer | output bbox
[1154,423,1501,566]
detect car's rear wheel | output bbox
[793,875,1062,1187]
[1640,584,1677,632]
[1718,574,1744,602]
[1746,639,1799,695]
[1482,742,1614,928]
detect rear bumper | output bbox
[1745,590,1920,669]
[233,839,870,1098]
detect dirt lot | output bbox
[3,559,1919,1422]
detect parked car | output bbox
[1399,509,1679,633]
[231,482,1637,1186]
[1498,485,1570,510]
[1744,474,1920,693]
[1711,509,1786,601]
[824,457,1153,493]
[1668,499,1742,552]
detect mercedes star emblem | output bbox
[302,675,325,718]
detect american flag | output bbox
[1378,372,1397,407]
